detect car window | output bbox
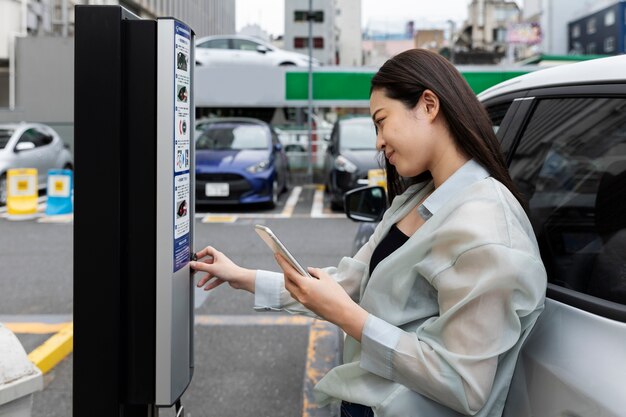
[485,101,513,134]
[508,97,626,306]
[198,38,229,49]
[232,39,261,51]
[18,128,49,148]
[196,124,269,150]
[0,129,13,149]
[339,119,378,150]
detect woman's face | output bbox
[369,89,439,177]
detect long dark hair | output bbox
[370,49,525,209]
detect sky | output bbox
[235,0,522,37]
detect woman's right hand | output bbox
[190,246,256,293]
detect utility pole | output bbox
[306,0,314,182]
[447,19,456,64]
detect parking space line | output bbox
[281,185,302,218]
[201,215,238,223]
[302,320,341,417]
[195,186,303,222]
[310,185,325,218]
[311,186,344,219]
[37,213,74,223]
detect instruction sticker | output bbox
[173,21,191,272]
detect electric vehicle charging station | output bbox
[74,6,195,416]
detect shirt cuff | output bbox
[254,269,283,311]
[359,314,402,380]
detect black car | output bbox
[323,116,380,210]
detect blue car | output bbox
[195,118,290,207]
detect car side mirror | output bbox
[15,142,35,152]
[257,45,269,54]
[274,143,283,151]
[344,186,387,222]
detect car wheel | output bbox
[0,173,6,206]
[330,200,343,212]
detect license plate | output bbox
[205,183,229,197]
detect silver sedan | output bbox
[0,122,73,205]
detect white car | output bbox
[0,122,73,205]
[346,54,626,416]
[195,35,320,67]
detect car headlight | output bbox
[334,155,357,173]
[246,159,270,173]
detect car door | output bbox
[500,86,626,417]
[195,38,232,66]
[231,38,269,66]
[13,128,53,186]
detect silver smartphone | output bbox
[254,224,313,278]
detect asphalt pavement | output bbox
[0,185,359,417]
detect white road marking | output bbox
[311,186,344,219]
[196,186,303,222]
[281,185,302,218]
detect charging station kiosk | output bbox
[74,6,195,416]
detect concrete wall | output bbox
[0,0,22,60]
[335,0,362,66]
[0,36,74,152]
[0,70,8,108]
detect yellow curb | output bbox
[27,322,73,374]
[5,322,71,334]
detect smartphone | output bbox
[254,224,313,278]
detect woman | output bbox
[190,49,546,417]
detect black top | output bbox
[369,224,410,276]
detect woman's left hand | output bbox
[274,253,369,341]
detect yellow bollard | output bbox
[7,168,39,219]
[367,168,387,190]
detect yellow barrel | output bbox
[7,168,38,217]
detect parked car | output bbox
[195,118,289,208]
[323,116,380,210]
[195,35,320,67]
[0,122,73,205]
[345,54,626,416]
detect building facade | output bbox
[415,29,445,51]
[568,1,626,55]
[459,0,520,54]
[0,0,235,148]
[521,0,619,56]
[335,0,362,66]
[284,0,337,65]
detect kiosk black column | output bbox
[74,6,195,416]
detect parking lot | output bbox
[0,185,359,417]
